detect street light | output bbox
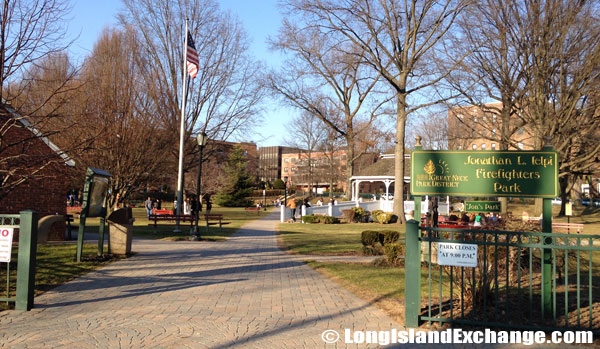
[193,132,208,239]
[283,176,288,206]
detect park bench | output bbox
[66,206,82,216]
[152,209,173,215]
[552,222,584,234]
[204,214,230,232]
[65,214,74,240]
[148,214,196,231]
[245,207,261,215]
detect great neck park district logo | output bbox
[419,159,468,188]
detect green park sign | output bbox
[411,150,558,198]
[465,201,501,212]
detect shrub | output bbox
[383,243,404,265]
[371,210,384,220]
[302,215,318,224]
[361,246,379,256]
[320,216,340,224]
[361,230,380,247]
[378,230,400,246]
[351,207,366,221]
[341,209,355,223]
[375,212,394,224]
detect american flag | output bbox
[186,31,199,78]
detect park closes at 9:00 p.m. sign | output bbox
[410,150,558,198]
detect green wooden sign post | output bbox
[405,138,558,327]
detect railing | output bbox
[404,220,600,334]
[0,211,38,311]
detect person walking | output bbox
[205,196,212,214]
[286,198,297,222]
[145,197,153,219]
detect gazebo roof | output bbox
[354,154,410,177]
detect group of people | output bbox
[447,211,500,227]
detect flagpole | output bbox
[174,18,189,233]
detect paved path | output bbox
[0,211,402,348]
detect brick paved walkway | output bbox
[0,211,402,348]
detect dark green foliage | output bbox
[214,145,255,207]
[302,214,318,224]
[383,243,404,265]
[272,179,285,189]
[378,230,400,246]
[320,216,340,224]
[361,230,380,247]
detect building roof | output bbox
[2,102,75,167]
[354,154,410,176]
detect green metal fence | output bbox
[0,211,38,310]
[405,220,600,334]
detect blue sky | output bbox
[67,0,294,147]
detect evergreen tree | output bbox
[214,145,255,207]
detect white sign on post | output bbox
[437,242,478,268]
[0,227,15,263]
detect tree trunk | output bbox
[393,95,407,224]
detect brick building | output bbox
[257,146,300,184]
[0,103,75,240]
[448,103,534,151]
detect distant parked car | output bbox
[380,194,394,200]
[581,198,600,207]
[551,198,562,205]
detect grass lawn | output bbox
[308,261,450,324]
[74,206,269,241]
[278,222,406,255]
[0,243,118,311]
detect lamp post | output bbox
[193,132,208,239]
[283,176,288,206]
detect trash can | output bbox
[107,207,134,255]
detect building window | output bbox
[456,113,463,120]
[284,158,289,163]
[491,143,496,150]
[518,142,524,149]
[472,144,477,150]
[481,143,486,150]
[492,129,496,134]
[518,128,524,135]
[492,115,497,123]
[284,167,288,172]
[458,145,463,150]
[473,116,478,124]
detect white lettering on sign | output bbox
[0,227,14,263]
[437,242,478,268]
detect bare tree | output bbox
[269,12,389,198]
[119,0,266,187]
[0,0,78,200]
[283,0,468,223]
[286,111,326,195]
[444,0,528,152]
[516,0,600,215]
[64,27,171,209]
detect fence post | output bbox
[542,197,552,317]
[16,210,38,311]
[405,219,421,327]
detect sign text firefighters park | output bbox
[410,150,558,197]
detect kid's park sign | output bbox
[411,150,558,197]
